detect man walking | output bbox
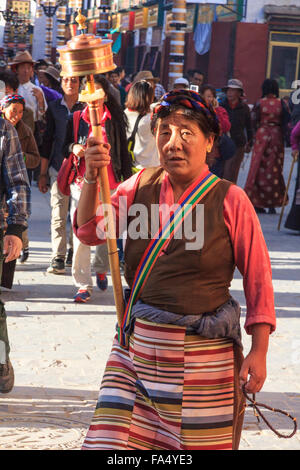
[220,79,253,183]
[0,116,31,393]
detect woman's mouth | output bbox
[168,156,185,162]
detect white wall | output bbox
[244,0,300,23]
[32,13,57,61]
[0,0,6,48]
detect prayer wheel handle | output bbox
[58,11,124,329]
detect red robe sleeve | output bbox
[215,106,231,134]
[223,184,276,334]
[73,170,144,246]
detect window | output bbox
[267,31,300,94]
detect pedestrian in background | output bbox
[0,116,30,394]
[38,75,84,275]
[187,69,205,90]
[220,79,253,183]
[201,84,233,178]
[1,94,40,263]
[38,65,63,103]
[244,79,290,214]
[125,80,159,169]
[63,75,132,302]
[0,70,35,132]
[285,119,300,231]
[133,70,164,102]
[173,77,189,90]
[9,51,47,146]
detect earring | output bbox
[207,146,212,153]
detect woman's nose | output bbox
[167,130,182,149]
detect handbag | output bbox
[57,110,81,196]
[127,114,144,173]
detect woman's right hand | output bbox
[84,136,111,181]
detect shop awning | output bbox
[264,5,300,20]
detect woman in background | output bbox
[201,84,232,177]
[244,79,290,214]
[1,94,40,262]
[125,80,159,169]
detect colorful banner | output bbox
[186,4,196,32]
[216,0,238,21]
[111,13,121,31]
[133,8,148,29]
[147,5,159,28]
[165,11,174,36]
[197,0,238,23]
[187,0,227,3]
[120,11,135,31]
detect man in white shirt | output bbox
[9,51,47,122]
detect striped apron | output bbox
[82,319,245,450]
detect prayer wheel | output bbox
[58,17,115,77]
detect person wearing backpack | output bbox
[63,75,132,302]
[125,80,159,170]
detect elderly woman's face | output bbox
[156,111,213,184]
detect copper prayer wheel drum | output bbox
[58,32,116,77]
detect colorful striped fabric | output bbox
[118,170,220,348]
[82,319,240,451]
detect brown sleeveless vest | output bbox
[124,168,235,315]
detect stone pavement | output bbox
[0,149,299,450]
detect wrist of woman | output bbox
[84,173,98,185]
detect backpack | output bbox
[127,114,144,173]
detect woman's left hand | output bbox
[239,351,267,394]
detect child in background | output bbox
[1,94,40,262]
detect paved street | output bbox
[0,149,299,450]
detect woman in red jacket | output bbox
[201,84,234,178]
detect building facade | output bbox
[110,0,300,103]
[28,0,300,104]
[0,0,32,59]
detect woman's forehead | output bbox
[158,111,198,128]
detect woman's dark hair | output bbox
[262,79,279,98]
[125,80,155,114]
[151,90,220,138]
[200,84,216,98]
[44,72,63,93]
[0,71,19,92]
[93,74,128,130]
[34,59,49,71]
